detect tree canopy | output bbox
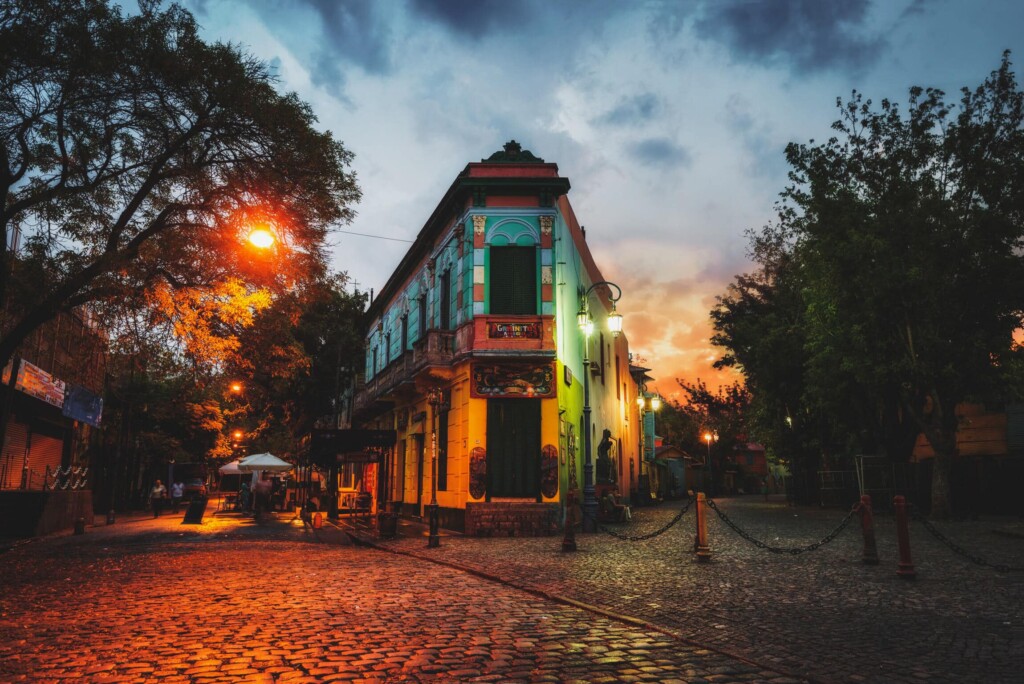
[0,0,360,368]
[712,53,1024,516]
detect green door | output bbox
[486,398,541,500]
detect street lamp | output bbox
[578,281,623,532]
[637,391,661,505]
[427,386,448,548]
[247,227,276,249]
[703,430,719,495]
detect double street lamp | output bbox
[577,281,623,533]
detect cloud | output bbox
[408,0,532,37]
[594,93,661,127]
[694,0,885,74]
[627,137,690,167]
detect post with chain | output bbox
[561,489,577,552]
[894,495,916,579]
[859,495,879,565]
[695,492,712,562]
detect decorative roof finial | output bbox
[483,140,544,163]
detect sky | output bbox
[182,0,1024,401]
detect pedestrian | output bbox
[761,477,769,502]
[170,480,185,513]
[253,473,272,518]
[239,481,251,512]
[149,480,167,517]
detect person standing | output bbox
[170,481,185,513]
[150,480,167,518]
[253,473,272,518]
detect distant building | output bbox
[0,308,106,492]
[350,141,643,535]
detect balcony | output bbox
[462,315,555,356]
[353,329,455,417]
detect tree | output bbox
[714,54,1024,517]
[0,0,360,370]
[222,275,366,458]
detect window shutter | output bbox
[490,247,536,315]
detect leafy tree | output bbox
[0,0,360,369]
[714,54,1024,517]
[223,275,367,459]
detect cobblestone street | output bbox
[353,497,1024,684]
[0,505,801,683]
[0,497,1021,683]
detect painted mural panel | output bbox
[471,363,555,398]
[541,444,558,498]
[469,446,486,500]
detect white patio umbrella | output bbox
[237,452,293,473]
[218,459,246,475]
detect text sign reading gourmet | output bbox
[472,363,555,398]
[487,322,541,339]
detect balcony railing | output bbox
[353,329,455,414]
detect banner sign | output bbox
[488,322,541,339]
[63,384,104,427]
[16,360,65,408]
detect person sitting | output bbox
[600,491,631,523]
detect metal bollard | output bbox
[894,495,916,579]
[859,495,879,565]
[695,492,712,562]
[106,509,116,525]
[561,490,577,552]
[73,517,85,535]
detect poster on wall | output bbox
[63,384,103,427]
[15,360,65,408]
[471,362,555,398]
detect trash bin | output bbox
[377,512,398,539]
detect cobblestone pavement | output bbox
[353,497,1024,684]
[0,507,806,683]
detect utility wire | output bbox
[337,229,413,243]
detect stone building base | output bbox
[465,502,559,537]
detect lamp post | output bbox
[637,391,661,504]
[427,387,447,548]
[577,281,623,532]
[703,430,718,495]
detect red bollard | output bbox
[562,490,577,552]
[859,495,879,565]
[894,495,916,579]
[695,492,711,562]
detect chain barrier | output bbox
[706,497,858,554]
[581,497,692,540]
[909,505,1024,573]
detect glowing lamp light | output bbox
[248,228,276,249]
[233,430,243,441]
[230,382,243,393]
[637,395,645,408]
[650,395,662,411]
[607,303,623,337]
[577,307,590,331]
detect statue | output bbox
[596,429,615,484]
